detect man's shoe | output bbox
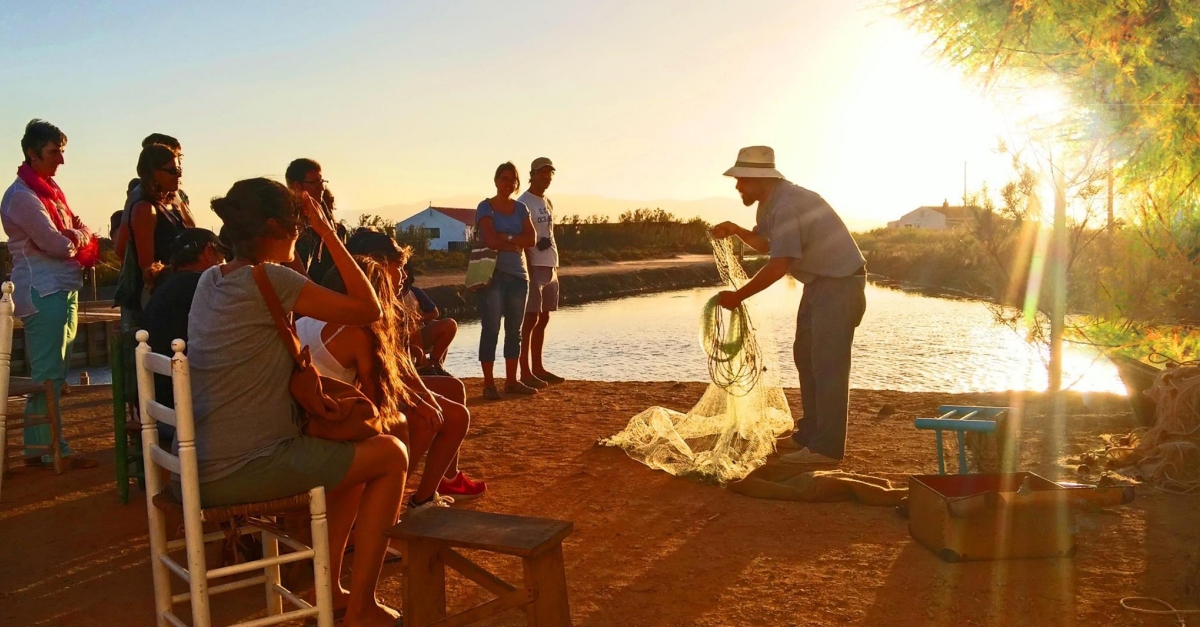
[779,448,841,465]
[504,381,537,395]
[406,492,455,516]
[482,385,503,401]
[438,471,487,502]
[533,371,565,384]
[520,376,548,390]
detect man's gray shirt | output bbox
[752,180,865,283]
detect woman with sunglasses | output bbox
[113,143,195,313]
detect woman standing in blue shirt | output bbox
[475,162,536,400]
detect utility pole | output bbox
[963,161,968,205]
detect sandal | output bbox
[482,385,503,401]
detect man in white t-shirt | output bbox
[517,157,565,387]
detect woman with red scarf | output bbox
[0,119,99,469]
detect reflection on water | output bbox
[445,279,1126,394]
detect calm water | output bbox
[443,279,1126,394]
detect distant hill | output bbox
[359,193,883,232]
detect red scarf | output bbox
[16,163,99,268]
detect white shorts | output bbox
[526,266,560,313]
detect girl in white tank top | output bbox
[295,316,357,385]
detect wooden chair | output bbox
[387,507,574,627]
[0,281,68,503]
[110,324,145,504]
[135,330,335,627]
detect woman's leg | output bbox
[331,434,409,626]
[477,282,503,385]
[323,484,364,605]
[409,393,469,502]
[22,291,79,462]
[427,318,457,365]
[421,376,467,479]
[502,278,529,386]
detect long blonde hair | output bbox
[323,255,421,422]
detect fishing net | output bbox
[1097,363,1200,493]
[600,236,793,484]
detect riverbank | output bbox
[417,255,766,321]
[1,382,1189,626]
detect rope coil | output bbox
[700,295,762,394]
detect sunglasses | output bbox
[159,167,183,177]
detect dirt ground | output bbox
[2,381,1198,627]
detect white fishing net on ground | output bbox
[600,236,794,484]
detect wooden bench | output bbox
[386,508,573,627]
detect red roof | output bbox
[431,207,476,226]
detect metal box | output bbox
[908,472,1076,562]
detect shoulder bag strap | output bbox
[251,264,306,366]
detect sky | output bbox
[0,0,1030,234]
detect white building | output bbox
[887,201,977,230]
[394,206,476,251]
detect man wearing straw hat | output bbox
[712,146,866,465]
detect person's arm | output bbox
[479,216,524,252]
[7,192,78,259]
[402,369,441,411]
[130,201,158,277]
[69,213,95,241]
[343,327,380,403]
[712,221,769,253]
[411,287,440,321]
[515,213,537,248]
[292,194,382,325]
[115,211,129,259]
[717,257,791,310]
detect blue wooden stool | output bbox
[914,405,1009,474]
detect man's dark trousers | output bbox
[792,274,867,459]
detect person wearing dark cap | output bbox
[517,157,565,388]
[712,146,867,466]
[140,229,226,443]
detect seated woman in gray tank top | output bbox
[186,177,408,627]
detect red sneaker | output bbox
[438,471,487,501]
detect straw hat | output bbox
[723,146,785,179]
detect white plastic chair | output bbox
[135,330,334,627]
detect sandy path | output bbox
[0,382,1190,626]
